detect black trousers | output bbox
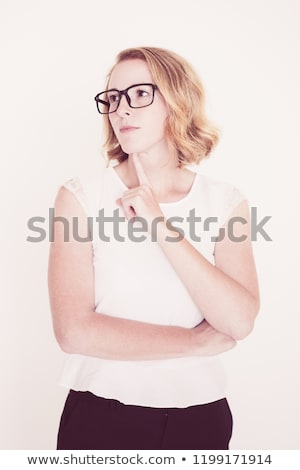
[57,390,233,450]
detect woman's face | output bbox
[108,59,169,155]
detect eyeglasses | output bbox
[94,83,158,114]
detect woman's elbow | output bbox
[54,329,72,353]
[233,321,254,341]
[232,297,260,341]
[54,324,81,354]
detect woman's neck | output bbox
[114,150,195,203]
[127,151,180,195]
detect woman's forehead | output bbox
[108,59,153,89]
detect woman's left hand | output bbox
[116,154,165,233]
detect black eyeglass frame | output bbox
[94,83,158,114]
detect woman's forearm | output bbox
[58,312,235,361]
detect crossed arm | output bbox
[48,183,259,362]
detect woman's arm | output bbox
[155,200,260,340]
[48,186,236,360]
[119,154,260,341]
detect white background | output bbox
[1,0,299,450]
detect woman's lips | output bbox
[119,126,140,133]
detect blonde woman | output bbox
[48,47,259,450]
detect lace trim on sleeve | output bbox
[62,177,90,216]
[222,186,247,226]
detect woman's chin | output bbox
[121,145,145,155]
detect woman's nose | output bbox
[116,94,131,116]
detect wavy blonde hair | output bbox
[102,47,219,166]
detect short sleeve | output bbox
[62,177,90,216]
[222,186,247,226]
[61,168,106,219]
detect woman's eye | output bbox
[108,93,119,103]
[137,89,149,97]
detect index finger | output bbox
[132,153,152,187]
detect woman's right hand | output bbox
[191,320,237,356]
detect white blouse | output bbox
[58,165,245,407]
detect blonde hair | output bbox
[102,47,219,166]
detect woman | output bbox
[48,47,260,450]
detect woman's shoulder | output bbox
[193,171,247,224]
[60,164,110,216]
[195,171,244,199]
[62,163,110,188]
[195,171,237,192]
